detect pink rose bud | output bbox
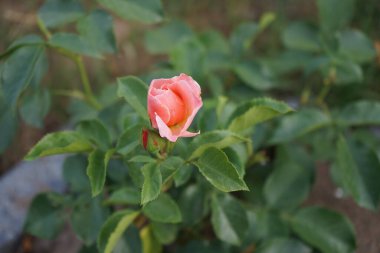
[147,73,203,142]
[142,128,168,155]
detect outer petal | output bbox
[174,73,201,96]
[155,114,178,142]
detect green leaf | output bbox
[338,30,376,64]
[159,156,184,183]
[151,222,178,244]
[337,100,380,126]
[96,0,163,24]
[25,131,93,160]
[129,155,156,163]
[24,193,65,239]
[189,130,248,160]
[71,197,109,245]
[228,97,293,133]
[264,159,311,209]
[282,22,320,52]
[77,10,117,55]
[0,103,19,153]
[48,33,99,58]
[179,184,209,225]
[230,22,259,57]
[335,135,380,210]
[173,163,194,187]
[1,45,45,108]
[62,155,90,192]
[141,162,162,205]
[324,59,363,85]
[169,37,205,79]
[144,21,192,54]
[234,61,277,90]
[256,238,312,253]
[97,210,140,253]
[291,206,356,253]
[117,76,149,121]
[140,225,162,253]
[105,186,141,205]
[142,193,182,223]
[20,88,51,128]
[245,209,290,242]
[0,35,44,59]
[77,119,111,150]
[211,193,248,245]
[269,108,331,144]
[317,0,355,33]
[195,147,248,192]
[38,0,84,28]
[113,226,142,253]
[87,149,113,197]
[116,124,142,156]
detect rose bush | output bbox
[147,74,202,142]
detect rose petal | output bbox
[155,113,178,142]
[148,96,170,128]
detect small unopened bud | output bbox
[142,128,168,157]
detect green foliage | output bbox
[195,147,248,192]
[8,0,380,252]
[291,206,356,253]
[24,193,65,239]
[211,193,249,245]
[96,0,163,24]
[98,210,140,253]
[25,131,93,160]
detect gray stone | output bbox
[0,155,67,251]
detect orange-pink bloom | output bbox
[147,73,203,142]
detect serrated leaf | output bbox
[25,131,93,160]
[142,193,182,223]
[291,206,356,253]
[96,0,163,24]
[195,147,248,192]
[189,130,248,160]
[141,163,162,205]
[0,102,19,153]
[98,210,140,253]
[211,193,248,245]
[117,76,149,121]
[269,108,331,144]
[335,135,380,210]
[87,149,114,197]
[77,119,111,150]
[228,98,293,133]
[129,155,156,163]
